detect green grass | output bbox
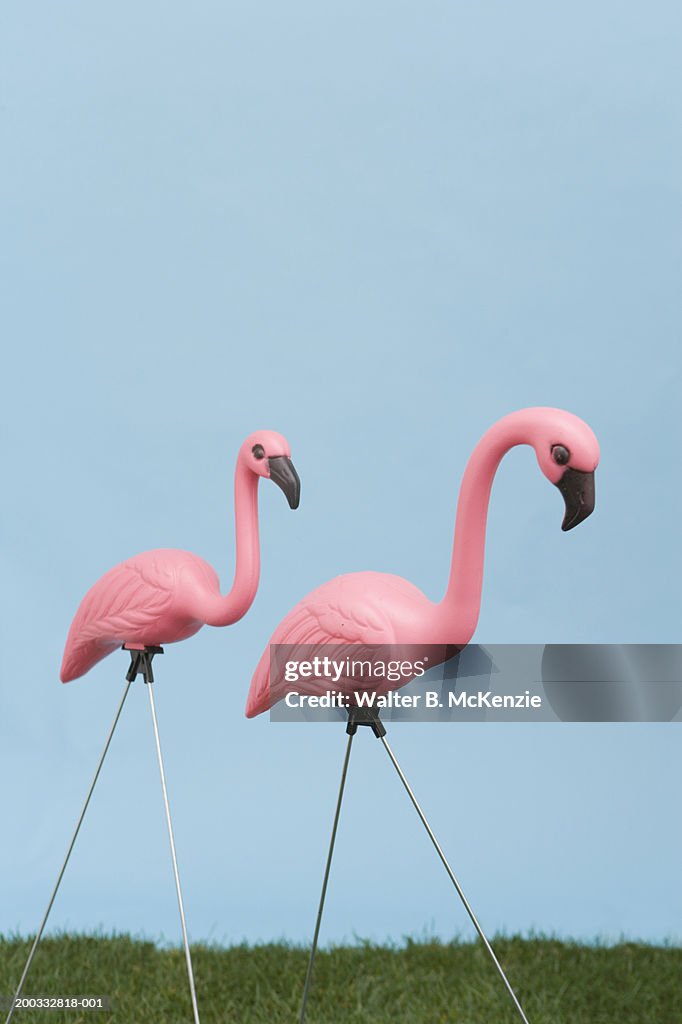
[1,934,680,1023]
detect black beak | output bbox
[268,456,301,509]
[555,468,596,531]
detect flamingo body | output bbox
[246,571,446,717]
[61,549,221,682]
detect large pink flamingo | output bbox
[61,430,300,682]
[248,407,599,1024]
[247,407,597,716]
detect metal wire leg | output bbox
[299,732,354,1024]
[4,679,133,1024]
[380,735,531,1024]
[146,681,201,1024]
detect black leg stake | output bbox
[6,646,203,1024]
[4,677,133,1024]
[300,707,530,1024]
[379,734,531,1024]
[126,646,202,1024]
[299,707,386,1024]
[125,644,163,684]
[299,730,356,1022]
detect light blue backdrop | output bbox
[1,1,680,947]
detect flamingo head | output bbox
[531,409,600,531]
[241,430,301,509]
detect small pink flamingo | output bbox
[250,408,599,1024]
[7,431,300,1024]
[61,430,300,682]
[247,407,598,716]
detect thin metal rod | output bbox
[5,680,133,1024]
[380,735,531,1024]
[299,731,354,1024]
[146,681,201,1024]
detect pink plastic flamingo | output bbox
[61,431,300,683]
[246,408,598,716]
[5,432,299,1024]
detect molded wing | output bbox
[60,557,176,682]
[246,574,397,717]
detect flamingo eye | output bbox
[552,445,570,465]
[252,444,265,460]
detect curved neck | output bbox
[439,411,538,640]
[205,461,261,627]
